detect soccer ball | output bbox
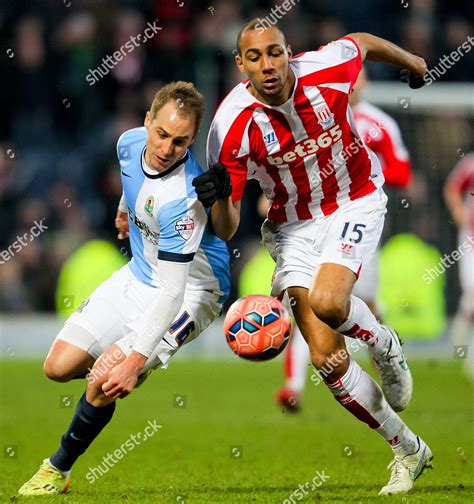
[224,295,292,361]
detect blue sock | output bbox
[50,393,116,472]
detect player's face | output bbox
[236,27,293,106]
[144,100,196,172]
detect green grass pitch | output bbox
[1,357,473,503]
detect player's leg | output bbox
[289,286,432,495]
[47,345,124,477]
[18,266,142,495]
[17,345,124,496]
[42,266,140,384]
[276,324,310,411]
[352,251,381,320]
[43,325,96,382]
[312,190,412,412]
[310,262,412,411]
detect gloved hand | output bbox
[192,163,232,207]
[400,68,426,89]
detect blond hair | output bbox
[150,81,204,134]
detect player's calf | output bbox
[309,339,350,383]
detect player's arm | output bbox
[102,260,190,399]
[346,33,427,85]
[192,163,241,241]
[115,191,129,239]
[211,198,241,241]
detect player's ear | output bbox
[144,111,151,129]
[235,54,245,74]
[287,45,292,59]
[188,133,197,147]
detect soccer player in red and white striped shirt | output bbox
[193,20,431,495]
[444,153,474,381]
[280,67,414,409]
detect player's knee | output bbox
[309,289,348,328]
[43,358,72,382]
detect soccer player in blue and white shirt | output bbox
[19,82,230,495]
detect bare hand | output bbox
[102,360,139,399]
[115,209,129,240]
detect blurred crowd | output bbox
[0,0,473,312]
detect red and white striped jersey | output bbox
[447,153,474,233]
[352,101,412,188]
[207,37,383,222]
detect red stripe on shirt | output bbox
[293,85,340,215]
[266,110,313,220]
[249,121,289,221]
[219,106,256,202]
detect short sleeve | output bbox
[157,197,207,262]
[295,37,362,93]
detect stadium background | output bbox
[1,1,473,502]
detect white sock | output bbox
[337,295,390,348]
[285,325,311,392]
[327,358,418,454]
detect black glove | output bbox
[400,68,425,89]
[192,163,232,207]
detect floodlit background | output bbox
[0,0,472,323]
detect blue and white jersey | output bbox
[117,127,230,302]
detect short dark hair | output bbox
[150,81,204,134]
[236,18,289,56]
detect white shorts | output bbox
[261,189,387,296]
[352,249,379,302]
[56,264,222,371]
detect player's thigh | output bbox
[44,333,95,381]
[116,290,222,373]
[318,188,387,284]
[261,219,319,297]
[287,286,347,377]
[59,265,147,360]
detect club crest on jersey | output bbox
[315,104,335,128]
[175,216,195,240]
[144,195,154,216]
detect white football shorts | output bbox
[261,188,387,296]
[352,249,379,302]
[56,264,222,371]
